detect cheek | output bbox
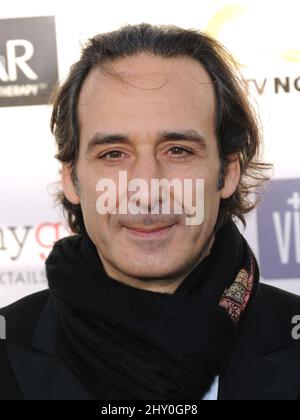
[78,164,118,204]
[185,165,219,197]
[204,177,220,207]
[200,167,221,217]
[79,177,97,208]
[75,169,100,222]
[77,171,121,231]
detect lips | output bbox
[123,223,176,239]
[125,224,174,233]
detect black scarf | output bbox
[46,222,259,400]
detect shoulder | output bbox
[0,289,50,344]
[258,283,300,342]
[0,290,51,400]
[259,283,300,315]
[0,339,24,399]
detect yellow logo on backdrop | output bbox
[206,4,248,39]
[280,50,300,64]
[206,5,300,63]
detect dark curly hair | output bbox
[50,23,272,234]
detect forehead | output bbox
[78,53,216,139]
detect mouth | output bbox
[123,224,176,239]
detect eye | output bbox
[99,150,126,161]
[168,147,193,157]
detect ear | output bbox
[61,164,80,205]
[220,155,241,200]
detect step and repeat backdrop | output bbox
[0,0,299,306]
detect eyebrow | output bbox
[85,129,208,155]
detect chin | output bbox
[121,260,183,280]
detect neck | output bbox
[98,234,215,294]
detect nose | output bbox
[127,153,165,213]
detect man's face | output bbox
[63,53,238,283]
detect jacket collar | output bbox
[6,286,300,400]
[7,296,92,400]
[218,286,300,400]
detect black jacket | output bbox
[1,284,300,400]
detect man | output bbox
[1,23,300,400]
